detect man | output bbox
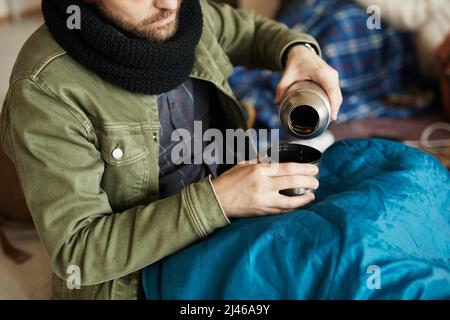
[0,0,342,299]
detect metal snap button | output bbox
[112,147,124,160]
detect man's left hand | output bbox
[275,45,343,121]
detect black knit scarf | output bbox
[41,0,203,94]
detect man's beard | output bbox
[97,1,181,42]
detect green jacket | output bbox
[0,0,320,300]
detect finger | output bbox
[314,68,342,121]
[260,208,294,215]
[327,86,343,121]
[274,192,316,210]
[274,74,292,105]
[271,175,319,191]
[274,68,301,105]
[236,160,254,166]
[262,162,319,177]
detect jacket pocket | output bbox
[93,125,152,210]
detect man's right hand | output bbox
[212,162,319,218]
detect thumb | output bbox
[274,70,297,105]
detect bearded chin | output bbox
[96,3,180,42]
[135,19,179,42]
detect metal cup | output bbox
[268,143,322,196]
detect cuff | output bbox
[183,175,230,239]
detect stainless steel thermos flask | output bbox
[279,80,331,140]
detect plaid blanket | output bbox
[229,0,432,138]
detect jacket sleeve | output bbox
[201,0,321,71]
[0,78,230,286]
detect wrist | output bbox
[283,43,318,68]
[210,177,232,220]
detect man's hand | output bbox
[275,45,343,121]
[212,162,319,218]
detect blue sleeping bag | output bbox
[142,139,450,300]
